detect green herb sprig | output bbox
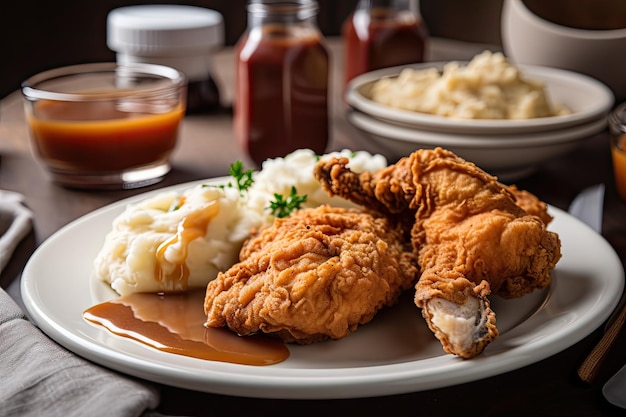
[230,160,254,192]
[215,160,254,194]
[267,186,307,218]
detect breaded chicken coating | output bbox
[204,205,419,344]
[314,147,561,358]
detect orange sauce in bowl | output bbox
[26,99,184,172]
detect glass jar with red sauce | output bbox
[234,0,330,167]
[342,0,428,86]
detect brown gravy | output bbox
[83,290,290,366]
[154,200,218,289]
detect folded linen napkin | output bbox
[0,191,164,417]
[0,288,162,417]
[0,190,33,273]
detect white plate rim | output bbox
[20,179,625,399]
[347,109,608,148]
[346,62,615,134]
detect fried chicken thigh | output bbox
[204,205,418,344]
[314,147,562,358]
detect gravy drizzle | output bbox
[154,201,218,289]
[83,290,289,366]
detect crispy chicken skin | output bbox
[507,185,553,225]
[314,147,562,358]
[204,205,419,344]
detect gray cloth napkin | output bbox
[0,190,33,272]
[0,191,163,417]
[0,288,161,417]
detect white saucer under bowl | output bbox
[347,109,607,181]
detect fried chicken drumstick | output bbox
[314,148,562,358]
[204,205,418,344]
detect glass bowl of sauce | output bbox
[610,102,626,202]
[21,62,187,189]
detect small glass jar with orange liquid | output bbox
[342,0,428,86]
[21,63,187,190]
[609,102,626,202]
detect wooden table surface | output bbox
[1,38,625,416]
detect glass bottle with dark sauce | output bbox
[234,0,330,166]
[342,0,428,86]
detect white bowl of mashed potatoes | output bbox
[345,52,613,180]
[346,51,613,135]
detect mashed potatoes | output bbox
[247,149,388,223]
[93,184,257,295]
[370,51,571,119]
[94,149,387,296]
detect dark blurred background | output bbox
[0,0,504,99]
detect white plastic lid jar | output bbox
[107,4,224,113]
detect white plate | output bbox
[347,110,606,181]
[348,109,608,147]
[21,179,624,399]
[346,62,614,134]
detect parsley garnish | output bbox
[217,160,254,194]
[268,186,307,218]
[230,160,254,192]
